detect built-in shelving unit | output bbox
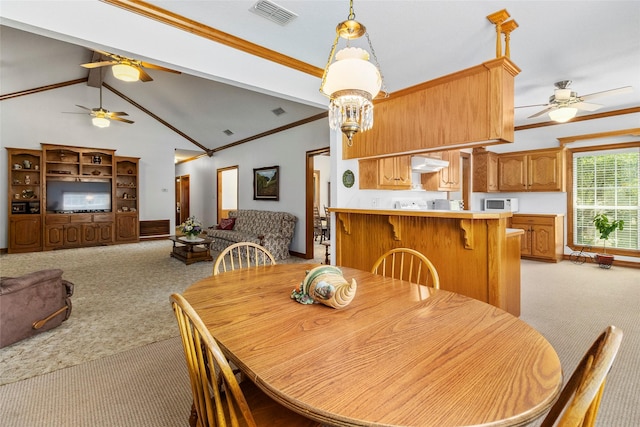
[5,144,140,253]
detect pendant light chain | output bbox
[365,33,388,98]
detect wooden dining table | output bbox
[182,263,562,427]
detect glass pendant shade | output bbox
[323,47,382,142]
[112,64,140,82]
[92,116,110,128]
[548,107,578,123]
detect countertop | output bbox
[328,207,514,219]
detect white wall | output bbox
[0,83,199,248]
[175,119,330,255]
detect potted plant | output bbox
[592,213,624,268]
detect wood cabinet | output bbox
[115,156,140,242]
[6,144,140,253]
[359,155,412,189]
[472,148,499,192]
[498,148,565,192]
[343,58,520,160]
[6,148,43,253]
[421,150,461,191]
[510,214,564,262]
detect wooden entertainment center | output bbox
[6,144,139,253]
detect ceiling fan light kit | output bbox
[548,107,578,123]
[92,116,110,128]
[112,63,140,82]
[320,0,386,145]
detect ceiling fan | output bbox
[81,50,180,82]
[64,85,134,128]
[518,80,633,122]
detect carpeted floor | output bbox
[0,242,638,426]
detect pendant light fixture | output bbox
[320,0,387,145]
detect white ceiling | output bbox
[1,1,639,160]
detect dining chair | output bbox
[540,325,623,427]
[313,206,327,243]
[371,247,440,289]
[170,293,320,427]
[213,242,276,275]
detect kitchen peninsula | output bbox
[330,208,522,315]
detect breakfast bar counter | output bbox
[329,208,522,315]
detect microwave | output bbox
[484,198,519,212]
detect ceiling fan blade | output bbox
[110,116,134,124]
[75,105,92,111]
[140,61,181,74]
[580,86,633,101]
[573,101,603,112]
[515,103,548,109]
[81,60,118,69]
[108,111,129,116]
[528,107,554,119]
[137,67,153,82]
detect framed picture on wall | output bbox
[253,166,279,201]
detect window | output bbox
[571,146,639,253]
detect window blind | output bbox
[573,147,639,250]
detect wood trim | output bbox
[305,147,330,259]
[212,112,328,154]
[515,107,640,132]
[557,128,640,145]
[0,78,87,101]
[565,141,640,259]
[103,83,211,154]
[140,219,170,237]
[100,0,323,78]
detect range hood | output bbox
[411,156,449,173]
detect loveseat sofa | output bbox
[207,209,297,260]
[1,269,74,348]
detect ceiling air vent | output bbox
[223,129,234,136]
[271,107,286,116]
[250,0,298,26]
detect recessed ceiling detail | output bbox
[250,0,298,26]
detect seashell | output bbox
[291,265,357,309]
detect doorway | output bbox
[305,148,330,259]
[175,174,190,225]
[216,166,238,222]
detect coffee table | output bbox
[168,235,214,265]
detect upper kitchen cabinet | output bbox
[421,150,461,191]
[359,155,412,190]
[343,58,520,160]
[499,148,565,192]
[472,148,499,192]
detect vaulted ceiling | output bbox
[2,1,639,160]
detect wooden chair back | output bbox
[170,293,320,427]
[213,242,276,275]
[540,325,623,427]
[371,247,440,289]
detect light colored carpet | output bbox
[0,243,638,426]
[0,240,323,385]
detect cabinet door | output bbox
[498,154,527,191]
[378,157,398,187]
[528,151,564,191]
[531,225,555,258]
[358,159,378,189]
[82,224,98,244]
[439,150,460,190]
[9,216,42,252]
[45,224,65,248]
[510,224,531,255]
[116,215,138,241]
[394,156,412,188]
[64,224,82,245]
[98,222,114,243]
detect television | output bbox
[46,181,111,213]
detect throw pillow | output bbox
[217,218,236,230]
